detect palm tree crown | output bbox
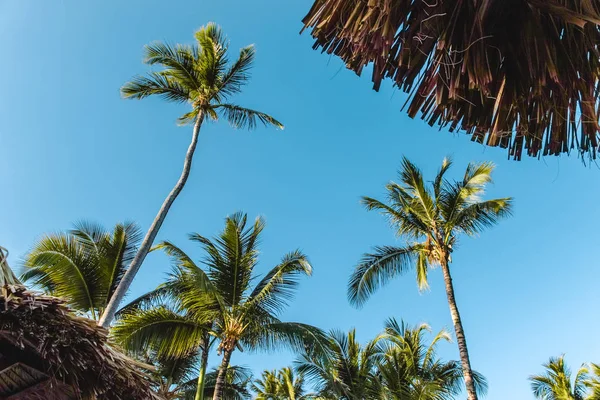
[113,212,325,400]
[121,22,283,129]
[252,367,306,400]
[349,157,512,303]
[296,329,382,400]
[530,356,591,400]
[22,221,141,320]
[376,319,487,400]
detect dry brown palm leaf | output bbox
[302,0,600,160]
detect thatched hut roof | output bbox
[301,0,600,160]
[0,247,161,399]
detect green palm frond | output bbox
[112,306,208,359]
[23,233,99,317]
[22,221,141,320]
[216,104,284,130]
[246,250,312,315]
[121,72,192,103]
[116,284,176,316]
[451,198,514,236]
[194,23,229,91]
[433,157,453,201]
[218,46,255,98]
[144,41,201,91]
[348,246,418,307]
[398,157,436,225]
[243,322,328,355]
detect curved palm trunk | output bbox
[195,334,211,400]
[99,111,205,328]
[440,258,478,400]
[212,347,234,400]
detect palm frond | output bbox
[22,233,98,316]
[195,22,229,90]
[218,45,255,99]
[348,245,417,307]
[121,72,192,103]
[398,157,436,225]
[433,157,453,201]
[143,41,201,92]
[111,306,208,359]
[246,250,312,315]
[243,322,328,355]
[451,198,514,236]
[215,104,284,130]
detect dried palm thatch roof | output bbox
[301,0,600,160]
[0,247,161,400]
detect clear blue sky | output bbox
[1,1,599,399]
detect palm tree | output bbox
[116,212,325,400]
[99,23,283,328]
[21,221,141,320]
[376,318,487,400]
[112,299,213,400]
[141,351,251,400]
[348,157,512,400]
[530,356,590,400]
[252,367,307,400]
[296,329,382,400]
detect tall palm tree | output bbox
[348,157,512,400]
[252,367,307,400]
[116,212,325,400]
[99,23,283,328]
[530,356,590,400]
[21,221,141,321]
[296,329,382,400]
[376,318,487,400]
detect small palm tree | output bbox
[530,356,590,400]
[253,367,307,400]
[376,319,487,400]
[112,299,213,400]
[143,352,251,400]
[296,329,382,400]
[99,23,283,327]
[349,157,512,400]
[22,221,141,320]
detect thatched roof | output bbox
[301,0,600,160]
[0,283,162,399]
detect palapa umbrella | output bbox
[0,246,161,400]
[301,0,600,160]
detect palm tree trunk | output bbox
[440,257,478,400]
[212,347,234,400]
[99,111,205,328]
[195,334,211,400]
